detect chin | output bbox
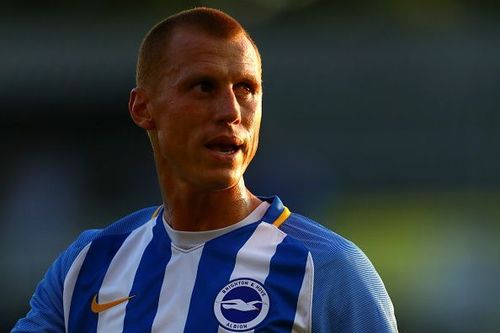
[199,170,243,192]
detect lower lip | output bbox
[205,147,241,162]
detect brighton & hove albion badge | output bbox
[214,278,270,331]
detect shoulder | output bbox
[65,206,158,255]
[42,205,160,290]
[280,213,398,333]
[94,206,160,238]
[12,206,159,332]
[279,212,360,265]
[62,206,160,271]
[280,212,385,298]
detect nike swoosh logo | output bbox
[91,294,134,313]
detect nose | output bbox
[215,86,241,125]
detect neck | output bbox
[160,179,262,232]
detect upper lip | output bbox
[205,135,244,150]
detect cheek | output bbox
[248,108,262,138]
[154,115,184,156]
[156,110,205,157]
[246,111,262,157]
[249,134,259,159]
[243,100,262,127]
[155,105,193,138]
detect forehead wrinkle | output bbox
[155,31,261,89]
[165,54,260,88]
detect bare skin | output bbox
[129,27,263,231]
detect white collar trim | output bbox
[163,201,271,250]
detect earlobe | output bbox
[129,87,155,130]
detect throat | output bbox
[163,190,263,232]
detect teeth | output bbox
[207,144,238,154]
[220,147,236,154]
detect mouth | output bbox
[205,136,244,156]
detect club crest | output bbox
[214,278,270,331]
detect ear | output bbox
[129,87,155,130]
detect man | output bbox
[13,7,397,333]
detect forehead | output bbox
[161,27,261,81]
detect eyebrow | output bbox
[172,66,261,87]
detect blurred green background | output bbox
[1,0,499,332]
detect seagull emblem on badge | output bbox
[220,299,263,311]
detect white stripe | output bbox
[63,243,92,333]
[151,244,204,333]
[292,252,314,333]
[230,222,286,282]
[96,218,156,333]
[218,223,285,333]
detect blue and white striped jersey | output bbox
[13,196,397,332]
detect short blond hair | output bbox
[136,7,261,88]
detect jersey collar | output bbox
[151,195,291,228]
[259,195,291,227]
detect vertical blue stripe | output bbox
[122,215,172,332]
[257,237,309,332]
[183,222,260,332]
[68,233,130,333]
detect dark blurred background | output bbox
[1,0,499,332]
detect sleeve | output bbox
[312,238,398,333]
[12,230,98,333]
